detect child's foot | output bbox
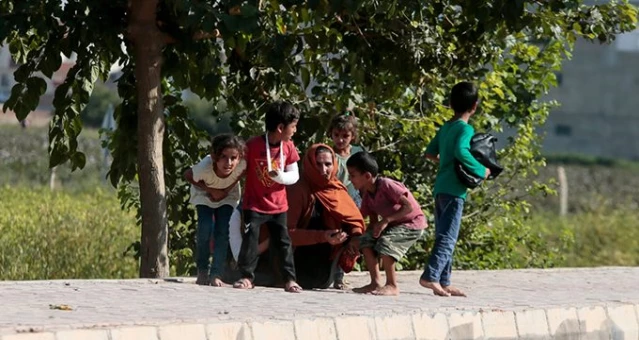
[333,279,348,290]
[196,270,209,286]
[419,279,451,297]
[353,282,381,294]
[371,284,399,296]
[284,280,302,293]
[233,278,254,289]
[443,285,466,297]
[210,277,224,287]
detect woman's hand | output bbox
[324,230,348,245]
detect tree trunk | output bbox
[129,0,170,278]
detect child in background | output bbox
[347,151,427,296]
[328,112,365,289]
[329,113,365,207]
[234,101,303,293]
[185,134,247,287]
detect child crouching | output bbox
[347,151,427,296]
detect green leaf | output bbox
[40,53,62,78]
[71,152,87,170]
[301,67,310,89]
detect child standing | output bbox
[329,113,365,207]
[234,101,303,293]
[347,151,427,296]
[185,134,246,287]
[328,113,364,289]
[420,81,490,297]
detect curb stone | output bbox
[3,304,639,340]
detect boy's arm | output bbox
[380,195,413,225]
[270,162,299,185]
[454,126,488,179]
[425,130,440,161]
[271,144,301,185]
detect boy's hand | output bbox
[484,167,491,179]
[324,230,348,245]
[371,218,389,238]
[347,237,360,255]
[268,170,279,178]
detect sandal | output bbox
[284,281,303,293]
[196,270,210,286]
[233,278,254,289]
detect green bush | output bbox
[531,207,639,267]
[398,208,570,271]
[0,186,138,280]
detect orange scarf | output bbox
[287,144,365,237]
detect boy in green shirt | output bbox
[420,82,490,297]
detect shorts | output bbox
[358,225,423,262]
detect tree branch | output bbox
[156,19,222,44]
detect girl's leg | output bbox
[210,205,234,286]
[195,205,215,285]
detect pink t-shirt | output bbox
[360,177,427,230]
[242,136,300,214]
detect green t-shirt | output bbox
[336,145,364,200]
[426,120,486,200]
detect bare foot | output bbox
[443,286,466,297]
[333,279,348,290]
[233,278,254,289]
[353,282,381,294]
[210,277,224,287]
[285,280,302,293]
[371,284,399,296]
[419,279,451,297]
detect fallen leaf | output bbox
[49,304,73,311]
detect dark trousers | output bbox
[237,210,297,282]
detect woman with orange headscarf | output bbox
[225,144,365,289]
[284,144,366,289]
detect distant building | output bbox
[540,2,639,160]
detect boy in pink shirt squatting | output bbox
[347,151,427,296]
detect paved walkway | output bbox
[1,267,639,339]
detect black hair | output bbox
[210,133,246,159]
[315,145,333,156]
[346,151,379,177]
[449,81,479,114]
[265,101,300,132]
[327,113,359,143]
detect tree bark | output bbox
[128,0,170,278]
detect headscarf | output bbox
[287,144,365,238]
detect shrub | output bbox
[0,186,138,280]
[531,207,639,267]
[0,125,107,192]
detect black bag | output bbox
[455,133,504,189]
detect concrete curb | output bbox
[3,303,638,340]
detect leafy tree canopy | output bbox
[2,0,636,275]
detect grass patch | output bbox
[0,186,139,280]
